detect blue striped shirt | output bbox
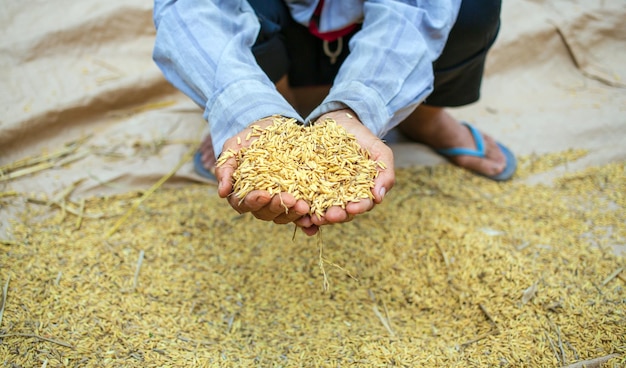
[153,0,461,155]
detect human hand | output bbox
[295,109,395,236]
[215,116,311,225]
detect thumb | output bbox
[369,141,395,204]
[373,163,394,204]
[215,156,236,198]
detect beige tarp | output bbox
[1,0,625,204]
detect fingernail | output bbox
[378,187,386,200]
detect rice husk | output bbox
[217,116,383,217]
[0,151,624,367]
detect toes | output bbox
[449,132,507,177]
[200,136,217,169]
[454,154,505,177]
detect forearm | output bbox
[152,0,300,155]
[307,0,461,136]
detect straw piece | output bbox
[132,250,145,291]
[0,333,74,349]
[479,304,498,330]
[96,75,122,84]
[317,231,329,291]
[92,59,125,85]
[105,144,197,238]
[459,330,499,349]
[0,276,9,329]
[75,198,86,230]
[26,197,105,219]
[560,353,621,368]
[50,178,86,205]
[92,58,124,75]
[0,142,78,174]
[545,330,562,365]
[321,258,358,281]
[0,161,57,182]
[381,299,395,337]
[521,281,539,304]
[556,324,567,366]
[373,305,396,338]
[0,150,89,182]
[176,334,216,346]
[601,266,624,286]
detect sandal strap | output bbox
[435,122,486,158]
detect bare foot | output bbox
[198,134,217,174]
[397,105,507,178]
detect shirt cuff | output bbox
[205,79,302,156]
[306,80,391,138]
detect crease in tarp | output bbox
[0,0,624,203]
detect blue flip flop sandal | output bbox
[435,122,517,181]
[193,151,217,183]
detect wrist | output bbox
[319,108,358,122]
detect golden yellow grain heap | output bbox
[0,152,625,367]
[217,116,384,217]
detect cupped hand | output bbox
[215,116,311,226]
[294,108,395,236]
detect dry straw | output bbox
[1,145,624,367]
[217,116,384,218]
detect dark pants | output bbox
[247,0,502,107]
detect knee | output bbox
[247,0,292,42]
[453,0,502,40]
[247,0,293,82]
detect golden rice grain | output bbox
[0,154,624,367]
[217,116,382,217]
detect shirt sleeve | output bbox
[152,0,301,155]
[306,0,462,138]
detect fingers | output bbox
[273,200,308,225]
[294,216,320,237]
[320,109,395,204]
[228,190,271,213]
[261,197,309,224]
[216,111,395,235]
[215,117,277,197]
[345,198,374,215]
[310,207,349,226]
[307,200,371,227]
[228,191,310,225]
[215,156,236,198]
[300,225,319,236]
[364,135,395,204]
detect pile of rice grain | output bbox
[217,116,384,217]
[0,153,624,367]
